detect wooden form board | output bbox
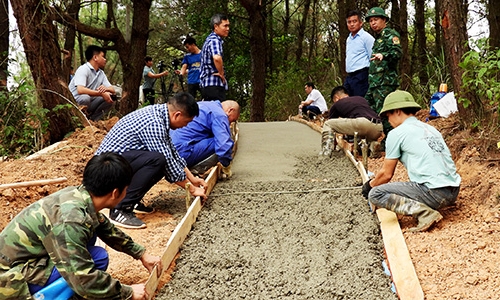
[145,165,219,298]
[290,115,424,300]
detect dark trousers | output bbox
[201,86,226,101]
[344,67,369,97]
[302,105,321,119]
[143,88,155,106]
[187,83,202,100]
[118,150,166,211]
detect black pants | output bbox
[201,86,226,101]
[117,150,166,211]
[187,83,202,100]
[143,88,155,105]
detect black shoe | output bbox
[133,202,155,214]
[109,209,146,229]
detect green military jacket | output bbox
[0,186,146,299]
[368,26,402,87]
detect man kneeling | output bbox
[362,91,461,232]
[0,153,162,299]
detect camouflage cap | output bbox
[380,90,421,116]
[366,7,389,21]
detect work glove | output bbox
[361,179,372,199]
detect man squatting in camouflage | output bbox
[0,153,162,299]
[364,6,402,139]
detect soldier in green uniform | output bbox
[0,153,162,299]
[365,7,402,114]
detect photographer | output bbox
[143,56,169,105]
[175,37,202,100]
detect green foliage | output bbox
[460,38,500,116]
[264,58,341,121]
[0,81,49,158]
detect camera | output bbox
[171,58,182,69]
[157,60,167,72]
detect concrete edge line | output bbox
[289,115,424,300]
[144,124,239,299]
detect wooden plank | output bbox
[377,209,425,300]
[25,141,68,160]
[144,159,220,298]
[0,177,67,190]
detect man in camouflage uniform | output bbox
[365,7,402,115]
[0,153,162,299]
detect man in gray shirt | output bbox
[69,45,115,121]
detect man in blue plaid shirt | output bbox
[95,92,207,229]
[200,13,230,101]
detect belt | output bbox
[367,117,382,124]
[347,67,369,76]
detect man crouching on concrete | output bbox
[361,90,461,232]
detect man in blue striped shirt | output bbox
[200,13,230,101]
[344,10,374,97]
[95,93,207,229]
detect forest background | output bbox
[0,0,499,157]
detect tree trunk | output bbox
[440,0,481,121]
[488,0,500,50]
[11,0,83,144]
[0,0,8,89]
[434,0,443,56]
[62,0,81,85]
[338,0,356,80]
[240,0,267,122]
[295,0,311,63]
[414,0,429,94]
[307,0,317,62]
[117,0,150,115]
[397,0,411,90]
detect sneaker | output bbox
[133,202,155,214]
[109,209,146,229]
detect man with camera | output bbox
[200,13,230,101]
[70,45,116,121]
[176,37,202,100]
[143,56,169,105]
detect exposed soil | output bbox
[1,112,500,299]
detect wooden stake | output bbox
[0,177,67,190]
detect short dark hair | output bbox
[85,45,105,62]
[183,37,197,46]
[305,82,315,89]
[347,10,363,20]
[144,56,153,63]
[83,153,133,197]
[330,86,349,100]
[168,92,199,118]
[210,13,229,30]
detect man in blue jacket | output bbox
[171,100,240,177]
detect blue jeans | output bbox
[28,240,109,294]
[369,181,460,210]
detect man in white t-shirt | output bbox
[299,82,328,119]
